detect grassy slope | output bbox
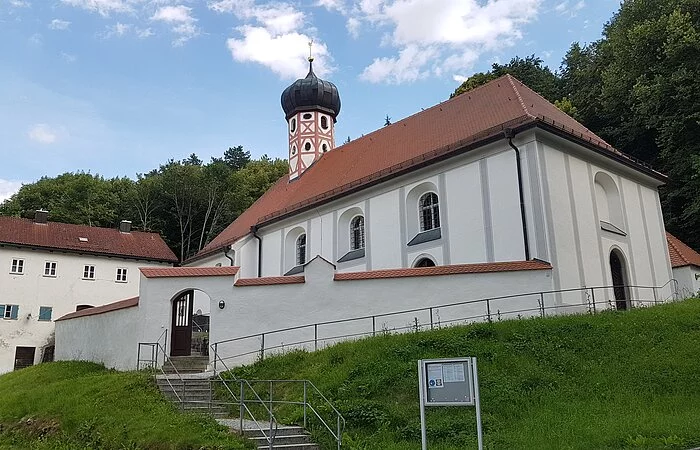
[232,299,700,450]
[0,362,251,450]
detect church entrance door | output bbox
[609,250,628,311]
[171,290,194,356]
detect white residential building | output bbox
[0,214,176,373]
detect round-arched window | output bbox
[296,234,307,266]
[414,257,436,268]
[419,192,440,231]
[290,118,296,133]
[322,143,328,152]
[350,216,365,250]
[321,116,328,130]
[291,145,297,156]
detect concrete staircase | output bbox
[156,374,322,449]
[163,355,209,374]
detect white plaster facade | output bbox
[673,266,700,298]
[0,246,171,373]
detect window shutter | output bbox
[10,305,19,320]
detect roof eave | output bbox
[0,241,178,264]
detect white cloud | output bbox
[61,52,77,63]
[554,0,584,17]
[49,19,71,30]
[346,17,361,38]
[211,0,334,79]
[151,5,199,46]
[0,180,23,203]
[351,0,541,83]
[60,0,134,16]
[28,123,67,144]
[9,0,31,7]
[28,33,42,46]
[136,27,154,38]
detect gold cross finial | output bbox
[308,40,314,62]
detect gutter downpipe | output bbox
[504,128,531,261]
[251,225,262,278]
[223,245,235,266]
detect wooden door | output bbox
[171,291,193,356]
[610,251,628,310]
[14,347,35,370]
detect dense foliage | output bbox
[233,299,700,449]
[452,0,700,250]
[0,361,250,449]
[0,147,287,262]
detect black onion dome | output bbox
[281,60,341,121]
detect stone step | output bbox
[243,426,307,438]
[249,434,313,446]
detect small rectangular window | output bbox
[44,261,57,277]
[38,306,52,322]
[83,265,95,280]
[3,305,19,320]
[10,259,24,274]
[116,268,127,283]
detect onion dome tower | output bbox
[281,49,341,181]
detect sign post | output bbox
[418,357,483,450]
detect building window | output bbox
[303,113,312,120]
[322,143,328,152]
[38,306,52,322]
[350,216,365,250]
[321,115,328,130]
[44,261,57,277]
[290,118,296,133]
[83,265,95,280]
[419,192,440,231]
[10,259,24,274]
[1,304,18,320]
[305,142,312,151]
[296,234,307,266]
[116,268,127,283]
[291,145,297,156]
[414,257,436,268]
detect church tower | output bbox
[281,54,341,181]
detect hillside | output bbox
[0,362,250,450]
[232,299,700,449]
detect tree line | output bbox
[0,147,287,262]
[452,0,700,251]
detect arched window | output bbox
[414,257,436,268]
[419,192,440,232]
[321,116,328,130]
[290,118,296,133]
[296,234,307,266]
[350,216,365,250]
[305,142,312,151]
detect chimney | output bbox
[34,210,48,224]
[119,220,132,233]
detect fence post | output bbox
[486,299,491,323]
[372,316,376,337]
[653,287,658,306]
[213,343,218,374]
[591,288,596,314]
[539,293,545,317]
[429,308,434,330]
[260,333,265,361]
[303,381,307,429]
[314,324,318,351]
[414,317,419,333]
[269,381,274,450]
[239,381,244,436]
[337,414,341,450]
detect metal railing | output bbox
[212,281,679,366]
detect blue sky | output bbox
[0,0,620,201]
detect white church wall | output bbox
[55,306,141,371]
[487,150,525,262]
[445,161,487,264]
[538,135,673,306]
[0,246,170,374]
[367,190,402,270]
[212,258,555,366]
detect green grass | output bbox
[231,299,700,449]
[0,362,252,450]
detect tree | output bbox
[212,145,251,171]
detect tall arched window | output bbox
[296,234,307,266]
[350,216,365,250]
[419,192,440,232]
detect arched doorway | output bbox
[170,289,212,357]
[609,250,629,310]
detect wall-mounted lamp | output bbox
[218,300,226,310]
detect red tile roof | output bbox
[193,75,664,262]
[0,217,177,263]
[55,297,139,322]
[140,266,239,278]
[234,276,305,286]
[666,233,700,268]
[334,260,552,281]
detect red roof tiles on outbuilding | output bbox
[55,297,139,322]
[192,75,663,263]
[234,276,305,286]
[0,216,177,263]
[140,266,239,278]
[666,233,700,268]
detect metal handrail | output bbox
[210,349,279,449]
[212,281,679,364]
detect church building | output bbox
[55,58,683,371]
